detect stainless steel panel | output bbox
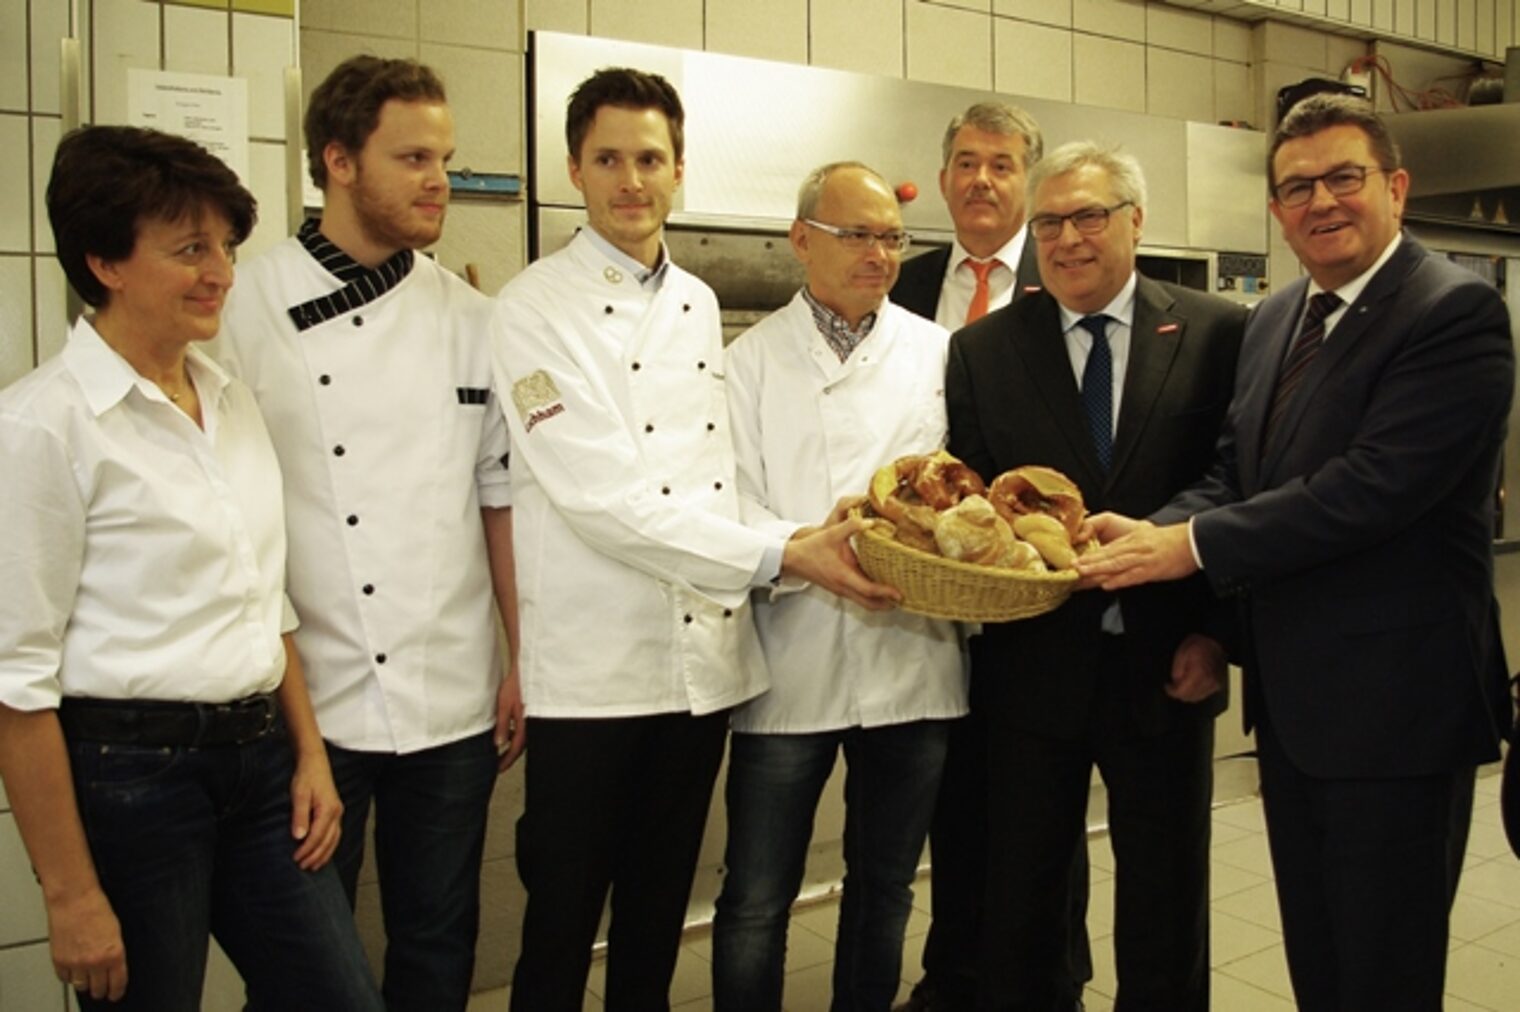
[1186,121,1268,255]
[530,31,1268,256]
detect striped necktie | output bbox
[1079,314,1113,472]
[1264,291,1342,452]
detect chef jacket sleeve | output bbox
[0,413,85,711]
[492,297,778,597]
[475,385,513,510]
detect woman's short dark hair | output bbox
[565,67,685,164]
[305,55,447,190]
[47,125,257,308]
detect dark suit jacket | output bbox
[891,239,1042,323]
[1162,236,1514,779]
[947,276,1247,740]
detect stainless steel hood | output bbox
[1384,105,1520,230]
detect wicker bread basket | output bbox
[851,510,1078,622]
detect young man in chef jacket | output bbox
[491,68,900,1010]
[216,56,520,1011]
[710,161,967,1010]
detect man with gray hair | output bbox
[891,100,1044,327]
[713,161,967,1009]
[947,142,1245,1010]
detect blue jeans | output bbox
[712,721,952,1011]
[67,726,382,1012]
[327,729,499,1012]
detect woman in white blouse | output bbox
[0,126,381,1011]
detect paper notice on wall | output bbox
[127,69,249,184]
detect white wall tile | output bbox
[1073,0,1147,41]
[1301,0,1329,14]
[31,0,78,116]
[940,0,992,10]
[1396,0,1418,34]
[31,116,60,255]
[1437,0,1457,45]
[995,18,1073,101]
[1350,0,1373,24]
[1257,20,1329,69]
[995,0,1073,26]
[92,0,162,126]
[1213,16,1251,60]
[526,0,587,34]
[906,2,992,89]
[430,200,523,297]
[0,808,48,945]
[244,140,288,260]
[0,941,65,1012]
[0,1,27,113]
[1374,0,1396,30]
[1325,32,1367,73]
[1477,0,1495,54]
[705,0,806,63]
[165,6,230,77]
[1148,4,1214,53]
[1073,33,1146,112]
[810,0,904,77]
[1214,57,1252,123]
[1147,47,1214,121]
[303,0,417,38]
[1327,0,1350,17]
[589,0,702,49]
[1417,0,1438,38]
[233,14,296,140]
[418,43,521,173]
[420,0,521,51]
[1457,0,1478,47]
[0,115,29,254]
[35,256,68,364]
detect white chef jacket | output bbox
[491,229,776,718]
[218,236,511,753]
[726,293,968,733]
[0,318,289,711]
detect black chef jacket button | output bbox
[707,422,716,431]
[353,315,364,327]
[644,423,654,433]
[333,445,345,457]
[682,304,691,312]
[319,374,332,385]
[723,608,733,618]
[362,584,375,595]
[346,514,359,526]
[696,361,706,370]
[714,481,723,490]
[683,614,693,624]
[661,486,671,495]
[631,361,641,371]
[375,653,387,664]
[604,305,614,315]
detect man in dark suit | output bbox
[1079,95,1513,1011]
[949,142,1246,1011]
[891,101,1043,328]
[893,102,1094,1012]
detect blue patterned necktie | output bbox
[1079,314,1113,472]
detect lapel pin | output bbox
[604,266,623,284]
[1157,323,1179,334]
[1022,285,1042,294]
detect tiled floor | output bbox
[467,765,1519,1011]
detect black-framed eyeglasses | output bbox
[1272,165,1384,208]
[1028,202,1133,242]
[802,219,911,253]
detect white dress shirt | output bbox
[492,229,778,719]
[726,293,968,733]
[934,228,1030,330]
[218,237,511,753]
[0,318,289,711]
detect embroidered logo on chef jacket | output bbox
[513,370,566,432]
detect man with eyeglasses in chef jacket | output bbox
[711,161,966,1011]
[490,69,900,1011]
[948,141,1245,1011]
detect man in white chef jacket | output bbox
[711,162,967,1010]
[491,68,899,1011]
[216,56,520,1011]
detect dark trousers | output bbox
[67,727,382,1012]
[327,729,499,1012]
[1256,716,1475,1012]
[511,710,730,1012]
[979,645,1214,1012]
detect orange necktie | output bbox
[965,258,1000,323]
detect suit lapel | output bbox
[1110,277,1183,484]
[1004,294,1101,483]
[1013,236,1043,298]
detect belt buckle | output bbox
[240,693,276,744]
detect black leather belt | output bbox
[58,693,279,747]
